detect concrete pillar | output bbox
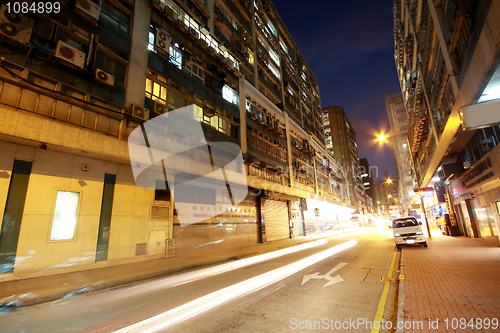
[285,113,294,187]
[239,77,247,154]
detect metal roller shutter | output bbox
[264,199,289,241]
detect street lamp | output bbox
[376,133,432,238]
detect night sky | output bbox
[271,0,400,181]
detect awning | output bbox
[461,99,500,130]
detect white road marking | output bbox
[301,262,348,287]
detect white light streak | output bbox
[113,240,357,333]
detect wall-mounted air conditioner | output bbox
[203,106,215,117]
[131,104,148,121]
[75,0,101,23]
[0,4,34,44]
[54,40,86,69]
[155,28,171,54]
[189,26,199,39]
[151,100,166,116]
[95,68,115,86]
[176,19,188,32]
[186,56,196,66]
[152,0,166,11]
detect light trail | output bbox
[113,240,357,333]
[65,239,330,308]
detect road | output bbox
[1,228,400,333]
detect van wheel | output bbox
[396,244,401,249]
[423,242,428,247]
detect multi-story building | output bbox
[0,0,354,278]
[385,93,413,208]
[373,179,400,217]
[359,158,374,214]
[393,0,500,244]
[323,106,366,214]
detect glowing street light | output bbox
[375,133,431,238]
[386,178,393,184]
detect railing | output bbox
[247,131,287,161]
[0,61,123,137]
[248,163,289,186]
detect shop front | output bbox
[449,147,500,246]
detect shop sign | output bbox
[461,157,493,189]
[420,187,435,197]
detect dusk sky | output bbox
[271,0,400,181]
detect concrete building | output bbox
[373,179,400,217]
[385,93,413,209]
[393,0,500,245]
[0,0,354,279]
[359,158,374,214]
[322,106,366,214]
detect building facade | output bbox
[385,93,413,209]
[393,0,500,244]
[359,158,374,214]
[0,0,354,279]
[323,106,366,214]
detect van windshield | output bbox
[393,218,419,228]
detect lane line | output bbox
[370,250,397,333]
[113,240,357,333]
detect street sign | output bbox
[314,207,320,216]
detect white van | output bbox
[392,217,427,249]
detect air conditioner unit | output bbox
[54,40,86,69]
[75,0,101,23]
[189,26,198,39]
[199,39,209,50]
[0,4,34,44]
[186,56,196,66]
[203,106,215,117]
[131,104,148,121]
[176,19,187,32]
[226,58,235,70]
[151,100,166,116]
[256,109,263,123]
[95,68,115,86]
[155,28,171,54]
[249,107,257,120]
[152,0,166,10]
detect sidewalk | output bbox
[0,228,360,309]
[398,232,500,333]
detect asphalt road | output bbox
[0,228,399,333]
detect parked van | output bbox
[392,216,427,248]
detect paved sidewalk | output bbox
[399,232,500,333]
[0,228,360,309]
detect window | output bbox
[267,21,277,37]
[170,46,183,69]
[269,49,279,66]
[148,31,155,51]
[186,63,205,81]
[50,191,80,241]
[101,0,131,34]
[222,85,238,105]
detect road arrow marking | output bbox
[301,262,348,287]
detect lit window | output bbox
[148,31,155,51]
[267,21,277,37]
[222,85,238,105]
[170,47,183,69]
[50,191,80,241]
